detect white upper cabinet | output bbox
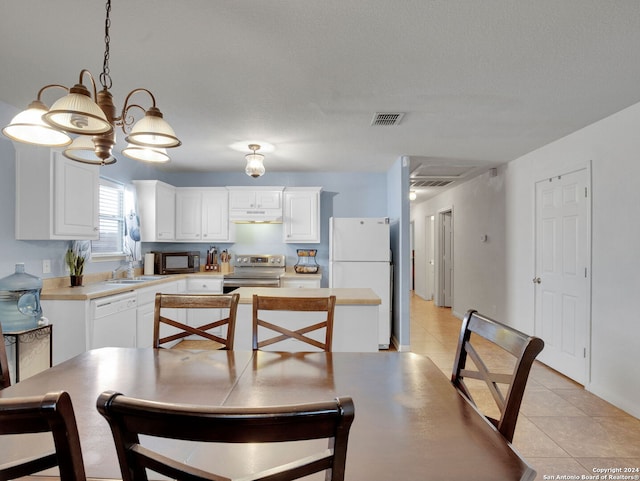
[283,187,322,243]
[202,189,232,241]
[176,187,231,242]
[133,180,176,241]
[15,146,99,240]
[229,187,282,209]
[175,188,202,240]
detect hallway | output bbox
[409,293,640,480]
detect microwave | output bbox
[155,251,200,274]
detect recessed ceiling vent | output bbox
[371,112,405,126]
[411,179,454,188]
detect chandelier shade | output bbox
[2,100,72,147]
[125,108,181,148]
[122,144,170,163]
[42,86,112,135]
[64,135,116,165]
[245,144,266,178]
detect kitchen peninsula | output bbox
[232,287,381,352]
[40,278,382,361]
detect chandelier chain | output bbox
[100,0,112,90]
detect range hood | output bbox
[229,209,283,224]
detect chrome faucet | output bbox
[111,265,128,279]
[112,258,135,280]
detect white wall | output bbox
[506,101,640,418]
[412,100,640,418]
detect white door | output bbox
[440,211,453,307]
[426,215,435,300]
[534,168,590,384]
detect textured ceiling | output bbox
[2,1,640,200]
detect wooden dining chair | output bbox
[153,293,239,349]
[0,391,86,481]
[252,295,337,351]
[451,309,544,442]
[97,390,355,481]
[0,323,10,389]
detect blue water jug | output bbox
[0,263,43,332]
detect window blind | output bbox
[93,179,125,255]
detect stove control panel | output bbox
[233,254,286,267]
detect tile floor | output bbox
[409,293,640,481]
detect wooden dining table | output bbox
[0,348,536,481]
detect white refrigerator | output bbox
[329,217,392,348]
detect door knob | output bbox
[532,277,541,284]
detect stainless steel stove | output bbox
[222,254,285,293]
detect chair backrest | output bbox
[252,295,336,351]
[451,309,544,442]
[97,390,355,481]
[0,391,86,481]
[153,293,239,349]
[0,322,10,389]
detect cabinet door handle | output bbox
[532,277,541,284]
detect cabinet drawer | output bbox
[187,277,223,293]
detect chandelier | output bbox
[2,0,180,165]
[245,144,266,178]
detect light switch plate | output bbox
[42,259,51,274]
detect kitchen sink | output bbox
[106,279,148,284]
[106,275,169,285]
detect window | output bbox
[93,178,125,256]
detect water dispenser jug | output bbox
[0,263,43,332]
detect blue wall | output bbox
[128,171,388,287]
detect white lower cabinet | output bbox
[136,301,156,348]
[280,277,322,288]
[41,300,90,365]
[185,277,224,336]
[42,279,188,364]
[136,280,184,348]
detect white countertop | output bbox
[233,287,381,305]
[41,270,324,301]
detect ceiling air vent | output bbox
[371,112,405,126]
[411,179,454,188]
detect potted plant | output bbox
[65,241,89,287]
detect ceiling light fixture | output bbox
[1,0,180,165]
[245,144,265,178]
[409,191,417,201]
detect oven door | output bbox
[222,277,281,293]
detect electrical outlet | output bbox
[42,259,51,274]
